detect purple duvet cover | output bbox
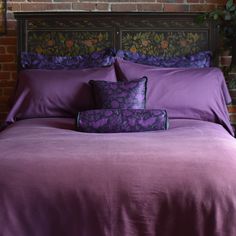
[1,118,236,236]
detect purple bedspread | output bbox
[1,118,236,236]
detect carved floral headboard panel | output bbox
[14,12,217,65]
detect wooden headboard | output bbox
[14,12,218,68]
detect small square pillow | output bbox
[76,109,168,133]
[6,65,117,122]
[89,77,147,109]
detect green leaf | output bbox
[224,12,232,20]
[229,5,236,12]
[213,13,219,20]
[226,0,233,10]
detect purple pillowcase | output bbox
[21,48,115,70]
[77,109,168,133]
[116,50,212,68]
[89,77,147,109]
[6,65,117,122]
[115,58,234,136]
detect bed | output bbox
[1,12,236,236]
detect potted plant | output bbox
[198,0,236,72]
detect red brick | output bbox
[230,114,236,123]
[205,0,226,3]
[0,103,9,111]
[3,88,15,96]
[7,3,21,11]
[0,47,6,54]
[163,4,189,12]
[96,3,109,10]
[187,0,204,3]
[11,72,17,81]
[7,21,17,30]
[72,3,96,11]
[0,96,10,103]
[0,113,8,123]
[72,3,108,11]
[189,4,217,12]
[7,0,25,2]
[0,37,17,45]
[111,4,137,11]
[0,72,10,80]
[0,80,17,87]
[54,0,77,2]
[27,0,53,2]
[137,4,162,11]
[21,3,72,11]
[2,63,17,72]
[6,31,17,37]
[7,46,17,54]
[161,0,185,2]
[0,55,15,63]
[133,0,155,2]
[228,105,236,113]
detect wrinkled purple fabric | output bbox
[116,50,212,68]
[77,109,168,133]
[5,66,117,122]
[21,48,116,69]
[0,117,236,236]
[115,58,234,136]
[89,77,147,109]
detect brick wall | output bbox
[0,0,229,125]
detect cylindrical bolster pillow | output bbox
[76,109,168,133]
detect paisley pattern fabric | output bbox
[116,50,212,68]
[89,77,147,109]
[77,109,168,133]
[21,48,115,70]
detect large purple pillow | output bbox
[115,58,234,136]
[89,77,147,109]
[77,109,168,133]
[116,50,212,68]
[21,48,115,70]
[6,65,117,122]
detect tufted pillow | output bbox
[77,109,168,133]
[21,48,115,70]
[89,77,147,109]
[116,50,212,68]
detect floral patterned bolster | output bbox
[76,109,168,133]
[116,50,212,68]
[89,77,147,109]
[21,48,115,70]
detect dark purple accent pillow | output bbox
[77,109,168,133]
[5,66,117,122]
[89,77,147,109]
[21,48,115,70]
[115,58,234,136]
[116,50,212,68]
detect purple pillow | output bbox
[6,66,117,122]
[21,48,115,70]
[77,109,168,133]
[115,58,234,136]
[116,50,212,68]
[89,77,147,109]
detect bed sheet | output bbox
[1,118,236,236]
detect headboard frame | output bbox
[14,12,218,68]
